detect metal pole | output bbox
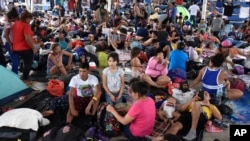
[202,0,207,20]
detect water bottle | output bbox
[216,85,223,105]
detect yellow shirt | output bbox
[187,102,220,120]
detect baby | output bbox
[157,96,180,122]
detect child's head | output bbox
[51,43,61,53]
[131,47,141,58]
[107,52,119,67]
[167,96,176,104]
[209,53,225,67]
[152,39,159,48]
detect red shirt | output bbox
[12,20,33,51]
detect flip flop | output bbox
[205,121,223,133]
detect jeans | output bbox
[13,49,33,80]
[105,92,122,104]
[190,15,197,28]
[5,43,20,74]
[123,124,133,139]
[134,16,139,32]
[0,44,6,67]
[227,38,243,48]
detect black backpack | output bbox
[41,123,85,141]
[96,102,121,137]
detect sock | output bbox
[182,129,197,141]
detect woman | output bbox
[12,10,36,81]
[106,81,156,139]
[142,48,171,88]
[4,7,19,74]
[190,53,243,106]
[47,43,73,76]
[168,25,179,50]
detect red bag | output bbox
[47,79,65,97]
[229,78,246,92]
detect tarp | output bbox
[0,66,33,106]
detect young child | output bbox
[157,96,180,122]
[130,47,144,78]
[102,52,125,104]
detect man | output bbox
[67,62,102,123]
[188,2,200,28]
[42,62,102,123]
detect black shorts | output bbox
[177,111,208,136]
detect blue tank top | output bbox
[202,67,223,96]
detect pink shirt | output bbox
[145,57,168,78]
[127,97,156,137]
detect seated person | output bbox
[141,30,158,47]
[67,62,102,123]
[130,47,145,78]
[55,29,72,50]
[108,27,122,50]
[113,12,129,29]
[157,96,180,122]
[190,53,243,106]
[169,42,188,72]
[47,43,73,76]
[106,81,156,139]
[156,91,222,141]
[146,39,160,59]
[142,48,171,88]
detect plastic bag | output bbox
[47,79,65,97]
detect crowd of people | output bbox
[0,0,250,140]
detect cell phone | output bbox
[198,91,204,101]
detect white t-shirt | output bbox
[0,108,50,131]
[163,100,175,118]
[103,67,124,93]
[188,4,200,16]
[69,74,99,97]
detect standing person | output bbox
[67,62,102,123]
[75,0,82,18]
[0,37,6,67]
[3,7,19,74]
[106,81,156,139]
[102,52,125,104]
[168,41,188,72]
[12,10,37,82]
[211,14,224,38]
[188,2,200,28]
[167,2,177,24]
[133,0,143,31]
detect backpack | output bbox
[168,68,187,82]
[97,102,121,137]
[97,51,108,68]
[41,123,85,141]
[84,51,99,67]
[229,78,246,92]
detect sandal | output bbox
[205,121,223,133]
